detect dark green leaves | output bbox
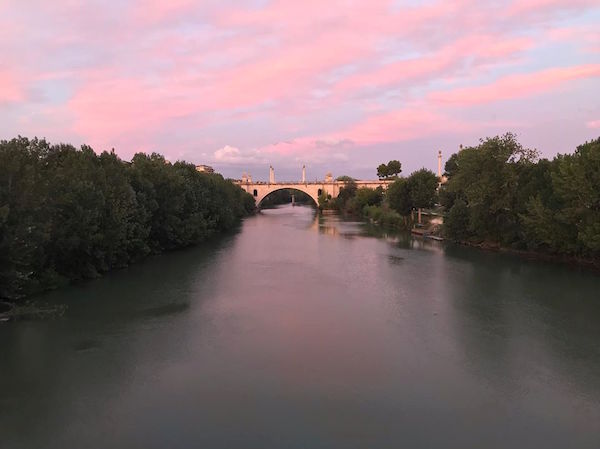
[0,137,254,300]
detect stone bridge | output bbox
[234,179,394,208]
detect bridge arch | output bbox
[235,179,393,210]
[256,186,319,209]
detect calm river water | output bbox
[1,204,599,448]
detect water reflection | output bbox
[0,235,236,448]
[1,204,599,448]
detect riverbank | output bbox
[451,238,600,272]
[0,301,67,322]
[362,205,410,230]
[359,204,599,271]
[0,217,252,320]
[0,137,255,302]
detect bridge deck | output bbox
[234,180,394,185]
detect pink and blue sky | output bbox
[1,0,599,180]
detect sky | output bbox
[1,0,599,181]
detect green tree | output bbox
[318,191,332,209]
[408,168,439,210]
[522,137,600,257]
[444,199,470,240]
[377,160,402,179]
[442,133,539,245]
[0,137,254,301]
[443,153,460,179]
[386,160,402,177]
[377,163,389,179]
[334,180,357,210]
[386,178,412,216]
[348,187,383,213]
[0,137,51,298]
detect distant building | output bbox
[196,164,214,173]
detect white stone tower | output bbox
[302,165,306,183]
[269,165,275,184]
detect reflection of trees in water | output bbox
[444,244,600,401]
[316,213,365,239]
[315,212,447,254]
[0,236,233,446]
[363,223,446,254]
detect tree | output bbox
[444,199,470,240]
[386,178,412,216]
[348,187,383,213]
[386,160,402,177]
[335,180,357,210]
[377,164,389,179]
[522,137,600,257]
[318,191,332,209]
[408,168,438,209]
[443,153,460,179]
[0,136,255,301]
[377,160,402,179]
[438,186,457,209]
[441,133,539,245]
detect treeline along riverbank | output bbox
[0,137,255,301]
[319,133,600,268]
[441,134,600,266]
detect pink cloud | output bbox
[546,26,600,54]
[428,64,600,105]
[587,120,600,129]
[332,108,470,145]
[258,138,353,157]
[2,0,599,174]
[65,28,369,149]
[0,70,24,104]
[254,106,471,155]
[230,105,476,169]
[67,72,204,150]
[506,0,598,17]
[334,34,534,96]
[131,0,200,25]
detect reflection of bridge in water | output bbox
[234,167,393,208]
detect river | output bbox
[1,204,599,448]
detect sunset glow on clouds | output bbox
[1,0,599,179]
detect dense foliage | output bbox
[441,133,600,261]
[387,169,439,215]
[377,160,402,179]
[326,179,385,214]
[326,168,438,230]
[0,137,255,300]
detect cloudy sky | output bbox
[1,0,599,181]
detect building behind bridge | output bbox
[196,164,214,173]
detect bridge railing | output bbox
[234,181,325,185]
[234,179,395,185]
